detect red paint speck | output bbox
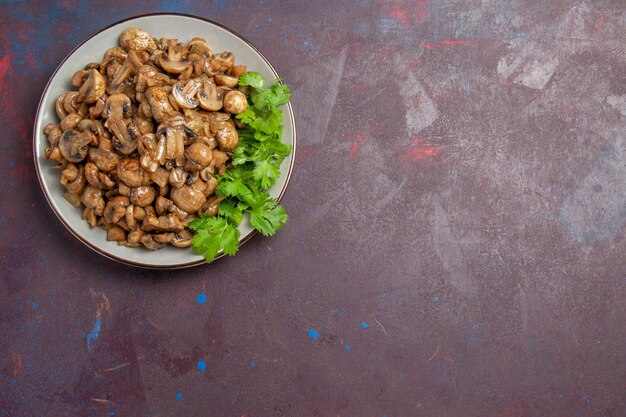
[0,54,11,93]
[347,132,367,158]
[421,39,490,49]
[384,0,429,29]
[402,135,443,162]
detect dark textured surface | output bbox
[1,1,625,416]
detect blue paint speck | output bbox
[28,301,38,309]
[582,393,590,405]
[250,361,256,367]
[433,295,440,302]
[308,329,319,340]
[108,412,116,416]
[344,345,350,351]
[466,82,472,93]
[303,40,310,46]
[196,293,207,304]
[361,321,368,329]
[176,392,183,400]
[266,17,272,23]
[197,360,207,371]
[335,308,341,314]
[9,161,15,167]
[86,319,102,351]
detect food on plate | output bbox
[44,27,291,263]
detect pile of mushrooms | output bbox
[45,28,249,250]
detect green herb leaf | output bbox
[189,216,240,262]
[248,198,289,237]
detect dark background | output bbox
[1,1,625,416]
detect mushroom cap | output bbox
[130,185,157,207]
[145,86,177,123]
[188,37,212,57]
[216,123,238,152]
[59,129,93,163]
[119,28,157,52]
[78,69,106,104]
[116,158,150,187]
[103,93,132,120]
[222,90,247,114]
[170,185,207,213]
[186,142,213,167]
[214,74,239,88]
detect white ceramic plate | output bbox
[33,14,296,269]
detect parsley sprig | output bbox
[188,72,292,263]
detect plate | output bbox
[33,13,296,269]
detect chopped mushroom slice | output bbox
[59,129,94,163]
[77,69,106,103]
[197,78,223,111]
[172,79,201,109]
[145,86,177,123]
[157,40,190,74]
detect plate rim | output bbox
[32,12,297,270]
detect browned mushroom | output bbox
[214,74,238,88]
[89,147,120,172]
[140,234,164,250]
[222,90,247,114]
[60,113,82,131]
[130,186,156,207]
[172,78,201,109]
[145,86,177,123]
[77,69,106,103]
[81,185,103,209]
[120,28,157,53]
[107,226,126,241]
[215,122,238,151]
[197,78,223,111]
[59,129,94,163]
[103,195,130,225]
[157,39,190,74]
[170,229,193,247]
[170,184,206,213]
[117,158,150,187]
[185,142,213,167]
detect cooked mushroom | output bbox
[215,122,238,151]
[170,229,193,247]
[170,184,206,213]
[119,28,157,53]
[117,158,150,187]
[188,37,212,57]
[56,93,69,119]
[45,123,63,148]
[60,113,82,131]
[81,185,103,208]
[185,142,213,167]
[142,213,185,232]
[145,86,177,123]
[140,234,164,250]
[157,40,190,74]
[77,69,106,103]
[107,226,126,241]
[172,79,201,109]
[222,90,247,114]
[130,186,156,207]
[214,74,238,88]
[197,78,224,111]
[103,195,130,225]
[59,129,94,163]
[64,165,86,194]
[89,147,120,172]
[198,195,225,217]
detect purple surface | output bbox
[1,1,625,416]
